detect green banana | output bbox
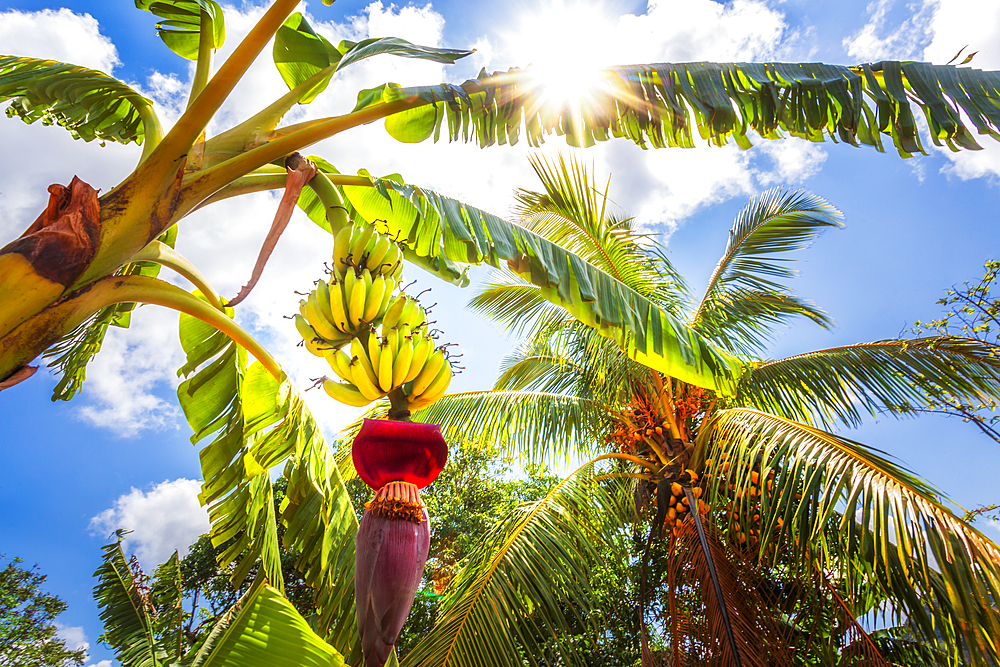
[323,378,371,407]
[302,295,339,341]
[367,234,390,272]
[382,294,407,330]
[350,224,375,266]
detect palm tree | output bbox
[5,2,1000,664]
[404,154,1000,666]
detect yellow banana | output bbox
[378,278,396,317]
[378,339,394,392]
[349,275,367,328]
[386,326,400,357]
[349,338,383,401]
[414,361,452,404]
[367,332,382,375]
[323,378,372,407]
[343,269,358,315]
[303,294,340,341]
[399,299,425,329]
[363,274,386,322]
[351,224,375,265]
[367,234,391,272]
[328,277,350,333]
[294,314,326,357]
[392,335,414,387]
[315,280,335,325]
[332,226,353,276]
[411,348,446,396]
[382,294,407,330]
[324,348,354,382]
[405,334,433,383]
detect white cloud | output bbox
[90,479,210,568]
[843,0,937,62]
[755,139,829,186]
[0,8,120,72]
[87,662,113,667]
[55,624,89,655]
[73,307,185,438]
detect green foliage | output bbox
[0,556,86,667]
[340,168,739,393]
[272,13,472,105]
[911,259,1000,442]
[135,0,225,61]
[0,56,154,145]
[368,62,999,155]
[44,225,178,402]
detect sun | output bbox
[503,0,618,109]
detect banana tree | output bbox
[403,155,1000,666]
[3,0,1000,664]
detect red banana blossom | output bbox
[353,419,448,667]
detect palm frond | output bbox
[93,536,162,667]
[412,390,611,466]
[514,154,689,315]
[402,464,634,667]
[467,270,570,338]
[701,408,1000,665]
[0,56,156,144]
[695,288,833,357]
[735,336,1000,429]
[691,189,840,353]
[371,62,1000,155]
[150,552,185,664]
[341,174,740,394]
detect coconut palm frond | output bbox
[494,321,644,408]
[736,336,1000,429]
[402,465,634,667]
[412,390,611,466]
[692,189,841,353]
[701,408,1000,664]
[514,154,688,314]
[695,288,833,357]
[467,269,571,338]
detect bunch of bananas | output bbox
[320,294,452,409]
[332,222,403,280]
[294,223,408,351]
[294,221,455,412]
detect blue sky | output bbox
[2,0,1000,663]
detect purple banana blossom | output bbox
[353,421,448,667]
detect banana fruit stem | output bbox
[129,240,226,310]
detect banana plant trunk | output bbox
[352,419,448,667]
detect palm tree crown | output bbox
[405,154,1000,667]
